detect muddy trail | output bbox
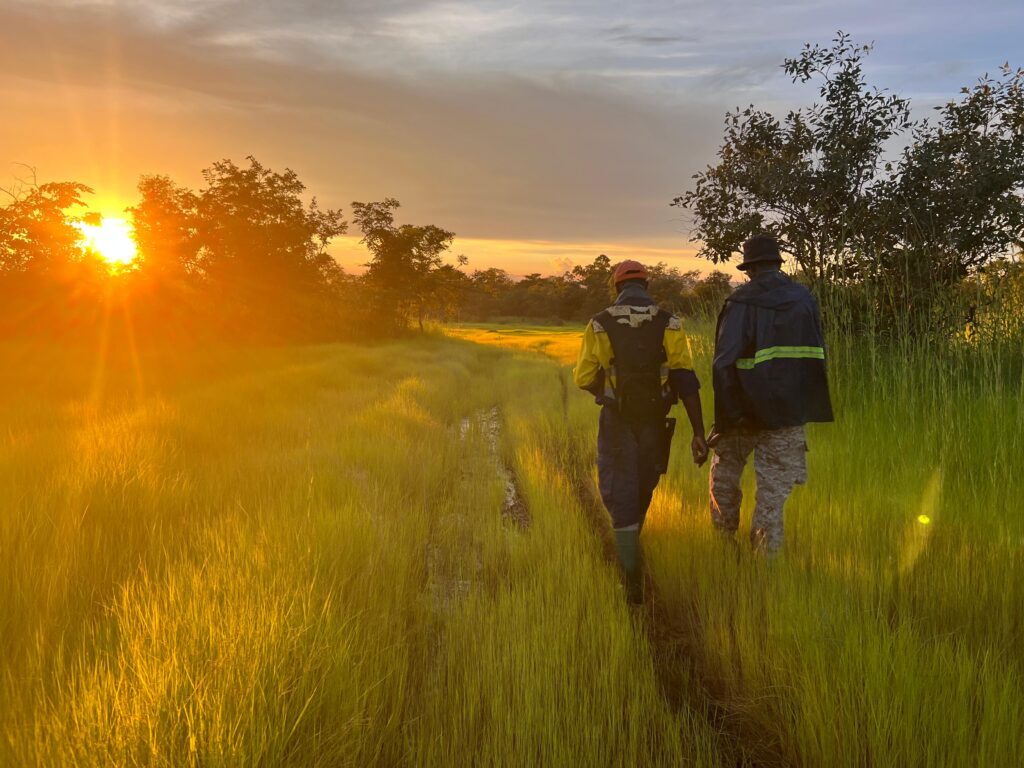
[554,372,782,768]
[461,406,531,530]
[426,406,531,616]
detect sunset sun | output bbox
[77,218,138,268]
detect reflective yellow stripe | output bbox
[736,345,825,370]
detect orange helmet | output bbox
[613,259,648,285]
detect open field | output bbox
[2,324,1023,766]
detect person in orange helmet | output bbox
[574,260,707,603]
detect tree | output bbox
[462,267,515,319]
[673,32,911,286]
[674,33,1024,333]
[198,157,346,290]
[692,271,735,313]
[871,64,1024,290]
[129,175,200,281]
[571,254,615,316]
[0,174,96,275]
[646,263,701,315]
[193,157,348,336]
[0,172,112,338]
[351,198,460,330]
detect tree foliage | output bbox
[872,65,1024,285]
[455,255,733,323]
[197,158,347,294]
[129,175,200,281]
[0,176,98,275]
[352,198,461,330]
[3,158,734,342]
[674,33,912,284]
[674,32,1024,330]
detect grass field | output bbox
[2,324,1022,766]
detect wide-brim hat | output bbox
[737,234,783,271]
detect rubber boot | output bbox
[613,528,643,605]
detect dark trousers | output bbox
[596,407,665,530]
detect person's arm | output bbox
[664,319,708,465]
[573,320,603,397]
[681,390,708,466]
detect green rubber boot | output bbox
[613,528,643,605]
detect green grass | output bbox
[453,321,1024,766]
[3,321,1022,766]
[0,338,723,767]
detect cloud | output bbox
[0,0,728,246]
[1,0,1022,270]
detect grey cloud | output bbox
[0,0,725,243]
[2,0,1022,248]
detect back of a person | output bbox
[723,270,832,429]
[709,234,833,555]
[574,261,708,602]
[591,300,671,424]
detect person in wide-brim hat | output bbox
[736,233,784,272]
[707,233,834,556]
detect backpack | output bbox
[594,307,670,421]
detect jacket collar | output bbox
[728,270,801,309]
[614,283,655,306]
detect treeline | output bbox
[0,158,730,344]
[0,159,469,342]
[452,258,733,324]
[4,34,1022,345]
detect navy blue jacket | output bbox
[713,271,834,430]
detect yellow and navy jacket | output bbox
[573,283,700,406]
[713,270,833,430]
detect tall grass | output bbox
[0,338,723,766]
[456,314,1024,765]
[5,313,1021,766]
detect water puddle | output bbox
[459,406,530,529]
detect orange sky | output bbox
[330,235,706,277]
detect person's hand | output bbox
[691,434,709,467]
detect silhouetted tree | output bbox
[0,176,96,275]
[193,157,348,337]
[0,174,113,338]
[674,33,911,285]
[130,175,200,281]
[871,64,1024,294]
[647,263,701,315]
[674,33,1024,333]
[571,254,615,316]
[692,271,735,313]
[199,158,346,288]
[352,198,461,331]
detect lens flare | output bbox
[899,469,941,574]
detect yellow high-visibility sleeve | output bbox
[573,320,612,389]
[663,320,694,371]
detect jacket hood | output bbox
[726,271,805,310]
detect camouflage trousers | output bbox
[709,425,808,554]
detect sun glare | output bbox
[77,218,138,268]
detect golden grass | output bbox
[4,321,1022,766]
[457,322,1024,766]
[0,338,723,766]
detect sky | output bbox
[1,0,1022,275]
